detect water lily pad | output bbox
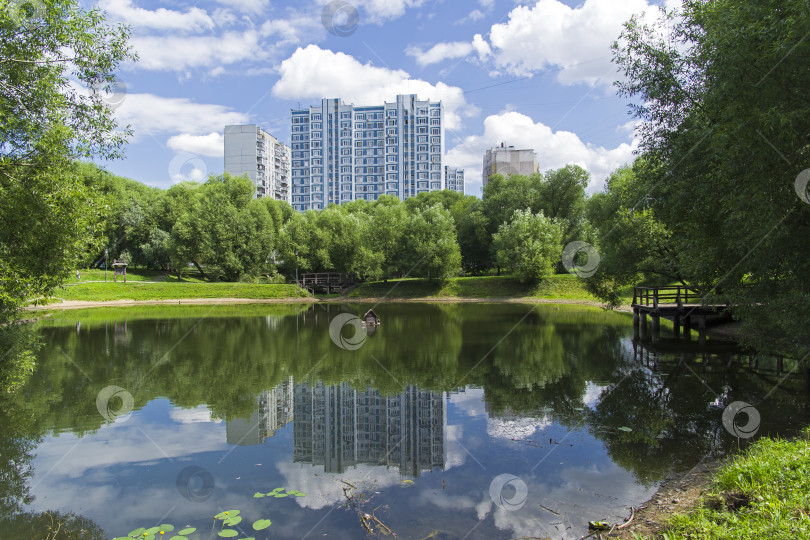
[214,510,240,520]
[293,491,306,497]
[113,537,132,540]
[270,487,284,493]
[177,529,196,536]
[273,493,288,497]
[252,519,272,530]
[253,492,265,498]
[158,524,174,532]
[223,515,242,526]
[218,530,238,538]
[168,537,187,540]
[618,426,633,432]
[128,529,146,538]
[145,527,161,535]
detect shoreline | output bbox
[614,459,721,539]
[26,296,635,312]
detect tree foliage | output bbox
[492,209,563,284]
[0,0,134,389]
[609,0,810,353]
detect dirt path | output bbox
[26,297,318,311]
[27,296,631,312]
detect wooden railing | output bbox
[632,286,701,308]
[300,273,357,287]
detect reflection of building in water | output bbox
[226,377,294,445]
[294,383,445,476]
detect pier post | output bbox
[640,312,648,338]
[633,309,640,339]
[673,315,681,338]
[698,316,706,345]
[651,315,661,341]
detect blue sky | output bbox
[88,0,674,196]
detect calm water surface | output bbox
[1,303,807,539]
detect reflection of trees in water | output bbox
[17,303,807,489]
[0,511,106,539]
[20,304,640,436]
[589,341,810,485]
[0,397,104,539]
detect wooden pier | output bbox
[300,273,358,294]
[632,286,732,344]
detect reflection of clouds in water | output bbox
[169,405,222,424]
[444,424,465,469]
[583,381,607,408]
[478,463,656,540]
[448,387,486,417]
[31,421,227,480]
[275,461,402,510]
[486,416,551,440]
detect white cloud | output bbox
[213,0,269,14]
[478,0,661,86]
[272,45,470,129]
[315,0,430,24]
[167,132,225,157]
[99,0,215,32]
[131,30,263,71]
[115,93,248,139]
[406,41,474,67]
[445,110,638,195]
[472,34,491,60]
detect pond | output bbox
[1,303,807,539]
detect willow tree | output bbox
[611,0,810,354]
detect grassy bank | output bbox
[36,270,623,305]
[48,281,309,302]
[347,274,615,301]
[652,428,810,539]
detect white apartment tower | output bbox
[444,167,465,194]
[290,94,445,211]
[482,144,539,186]
[224,125,291,203]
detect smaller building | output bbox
[444,166,465,194]
[224,124,291,203]
[483,143,539,186]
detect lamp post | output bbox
[104,248,108,282]
[295,249,299,286]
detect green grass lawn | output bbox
[659,428,810,539]
[347,274,607,301]
[50,281,310,302]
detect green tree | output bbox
[585,160,683,307]
[398,204,461,282]
[612,0,810,353]
[538,164,590,246]
[0,1,133,389]
[457,200,491,274]
[492,208,563,284]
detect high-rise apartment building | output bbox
[224,124,291,203]
[444,167,465,194]
[290,94,445,211]
[482,144,539,187]
[225,377,294,446]
[293,382,445,476]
